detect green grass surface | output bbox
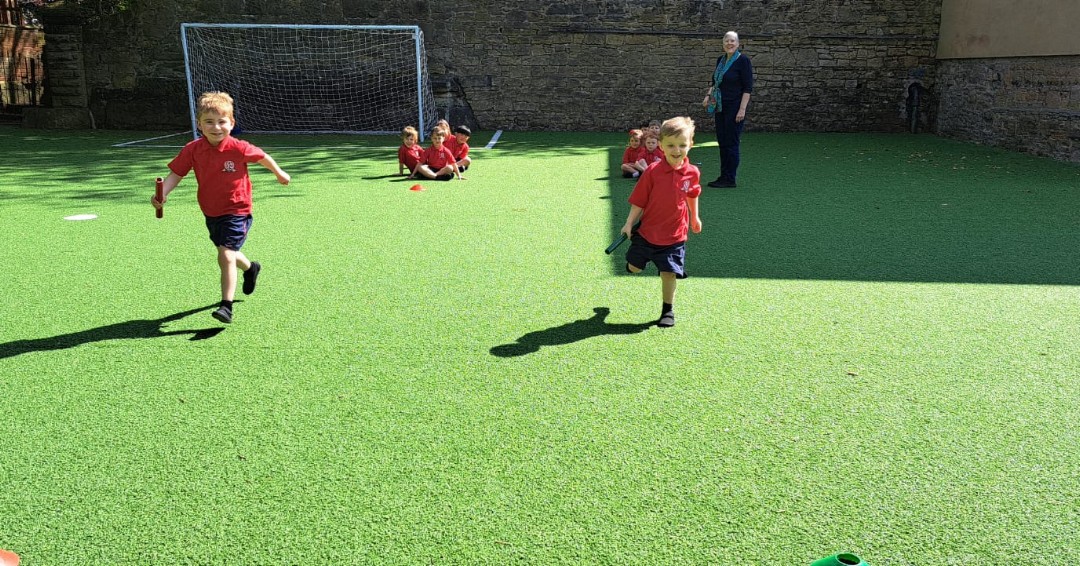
[1,125,1079,565]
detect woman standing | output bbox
[702,31,753,188]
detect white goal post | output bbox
[180,23,438,139]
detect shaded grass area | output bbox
[608,132,1080,284]
[1,126,1078,565]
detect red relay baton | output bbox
[155,177,164,219]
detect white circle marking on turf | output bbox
[64,214,98,221]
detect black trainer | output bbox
[243,262,261,295]
[658,311,675,328]
[707,178,736,188]
[212,305,233,324]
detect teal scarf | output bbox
[707,51,741,114]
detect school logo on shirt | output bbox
[680,180,692,193]
[223,161,237,173]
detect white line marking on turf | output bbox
[64,214,98,221]
[111,131,503,151]
[112,132,190,147]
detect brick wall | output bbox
[0,25,45,107]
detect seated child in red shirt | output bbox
[621,129,647,178]
[451,125,472,173]
[398,126,423,175]
[410,128,460,181]
[641,132,665,167]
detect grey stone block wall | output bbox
[24,0,1080,162]
[936,56,1080,162]
[52,0,939,135]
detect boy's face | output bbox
[649,125,661,137]
[197,109,233,146]
[430,132,445,146]
[404,134,417,147]
[454,132,469,144]
[644,137,659,151]
[660,131,693,167]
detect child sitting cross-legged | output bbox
[410,128,460,181]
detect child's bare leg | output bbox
[659,272,677,327]
[416,165,437,179]
[217,246,248,301]
[660,272,677,304]
[435,165,455,177]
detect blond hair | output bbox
[402,125,418,140]
[660,116,696,141]
[196,91,234,121]
[434,119,451,137]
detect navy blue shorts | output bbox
[626,233,688,279]
[205,214,252,251]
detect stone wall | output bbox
[56,0,940,134]
[936,56,1080,162]
[20,15,96,129]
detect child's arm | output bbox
[687,196,702,233]
[151,172,183,210]
[257,155,291,185]
[621,205,643,238]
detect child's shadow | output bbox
[0,304,225,360]
[490,307,653,358]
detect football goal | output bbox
[180,23,438,139]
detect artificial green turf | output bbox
[1,125,1078,564]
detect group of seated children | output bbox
[398,119,472,181]
[620,119,665,178]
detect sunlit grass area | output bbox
[1,126,1078,565]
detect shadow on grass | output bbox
[490,307,653,357]
[0,304,224,360]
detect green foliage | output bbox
[20,0,129,26]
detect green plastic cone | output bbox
[811,553,866,566]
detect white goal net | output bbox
[180,23,437,138]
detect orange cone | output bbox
[409,184,424,191]
[0,549,20,566]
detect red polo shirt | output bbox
[644,147,665,165]
[422,145,456,170]
[452,141,470,161]
[168,136,266,217]
[628,158,702,246]
[399,143,423,171]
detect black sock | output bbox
[221,300,233,310]
[662,302,673,314]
